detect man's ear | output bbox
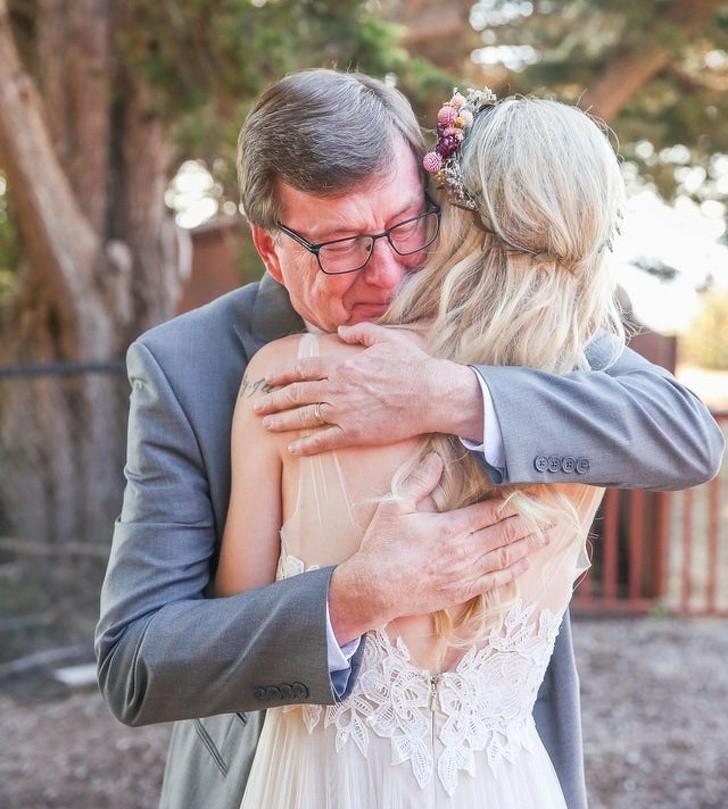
[251,225,284,284]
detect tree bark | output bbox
[0,0,101,355]
[580,0,725,121]
[0,0,182,544]
[389,0,481,74]
[37,0,113,237]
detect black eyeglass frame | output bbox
[275,197,441,275]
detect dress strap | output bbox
[278,334,361,566]
[298,332,321,360]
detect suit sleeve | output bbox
[473,332,725,490]
[95,340,348,726]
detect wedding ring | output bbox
[313,402,326,427]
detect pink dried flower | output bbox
[423,151,443,173]
[437,105,457,126]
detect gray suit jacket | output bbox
[95,273,724,809]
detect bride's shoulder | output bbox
[247,325,424,376]
[245,333,306,375]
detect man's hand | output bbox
[327,453,547,645]
[254,323,484,455]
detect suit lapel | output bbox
[233,272,305,358]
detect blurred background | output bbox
[0,1,726,807]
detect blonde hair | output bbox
[382,96,626,648]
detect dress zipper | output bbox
[430,674,440,807]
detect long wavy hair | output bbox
[381,96,626,647]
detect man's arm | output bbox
[254,324,724,490]
[474,331,725,489]
[95,340,337,726]
[95,338,543,726]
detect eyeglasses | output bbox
[276,199,441,275]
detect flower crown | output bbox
[423,87,497,211]
[423,87,621,261]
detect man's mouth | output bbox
[348,302,391,323]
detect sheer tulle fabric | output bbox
[244,699,568,808]
[240,334,603,808]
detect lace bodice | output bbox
[279,552,564,796]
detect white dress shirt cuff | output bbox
[326,601,361,697]
[461,368,505,470]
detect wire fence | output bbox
[0,361,129,545]
[0,361,127,379]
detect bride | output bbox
[215,89,625,808]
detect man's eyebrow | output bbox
[303,199,426,241]
[238,373,275,399]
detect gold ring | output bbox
[313,403,326,426]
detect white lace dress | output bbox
[240,334,604,809]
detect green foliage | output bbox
[118,0,451,203]
[0,173,20,315]
[682,287,728,369]
[121,1,410,150]
[470,0,728,206]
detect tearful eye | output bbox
[323,241,359,256]
[393,221,419,236]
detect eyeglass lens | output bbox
[319,211,440,275]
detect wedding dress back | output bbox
[241,333,603,808]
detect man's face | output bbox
[252,138,428,333]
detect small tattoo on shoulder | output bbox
[238,373,275,400]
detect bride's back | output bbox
[272,331,420,565]
[257,331,601,674]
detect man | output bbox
[96,69,724,809]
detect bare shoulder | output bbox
[239,326,423,399]
[238,334,303,400]
[237,332,353,401]
[248,334,303,372]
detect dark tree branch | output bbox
[0,0,99,331]
[580,0,725,121]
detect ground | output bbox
[1,553,726,809]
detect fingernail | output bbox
[288,444,301,455]
[261,416,271,427]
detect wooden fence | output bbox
[573,411,728,616]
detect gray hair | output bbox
[238,69,426,229]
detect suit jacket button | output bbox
[279,684,293,700]
[265,686,282,702]
[253,687,267,702]
[547,455,562,473]
[534,455,549,472]
[576,457,590,475]
[561,456,576,473]
[292,682,309,700]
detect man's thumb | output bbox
[337,322,390,347]
[401,452,444,510]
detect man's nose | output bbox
[361,238,408,288]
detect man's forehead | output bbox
[275,137,424,222]
[276,182,425,240]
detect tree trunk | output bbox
[0,0,183,544]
